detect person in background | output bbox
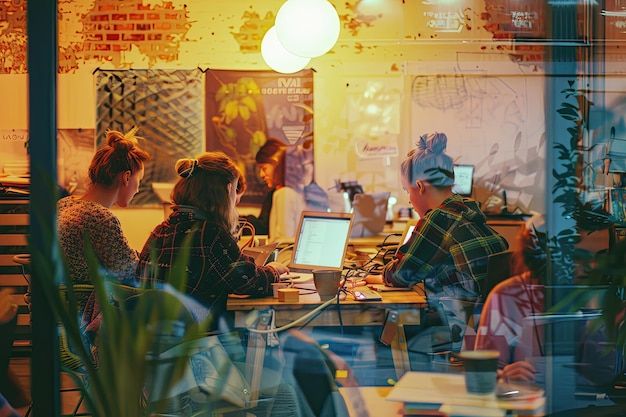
[474,219,545,382]
[57,126,150,325]
[245,138,306,242]
[0,289,24,417]
[476,216,618,388]
[375,132,509,354]
[135,151,289,331]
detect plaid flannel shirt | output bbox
[136,209,279,328]
[383,194,509,306]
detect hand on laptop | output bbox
[267,261,289,276]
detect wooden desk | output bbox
[227,285,427,378]
[340,381,546,417]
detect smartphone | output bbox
[379,309,399,346]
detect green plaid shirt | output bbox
[383,194,509,304]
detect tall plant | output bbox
[550,80,613,285]
[551,80,626,347]
[32,228,210,417]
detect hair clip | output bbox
[180,159,198,178]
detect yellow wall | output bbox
[4,0,614,247]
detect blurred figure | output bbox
[136,151,289,331]
[474,219,546,382]
[0,288,24,417]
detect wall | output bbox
[2,0,596,244]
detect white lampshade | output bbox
[275,0,340,58]
[261,26,311,74]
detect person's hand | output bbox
[0,288,18,324]
[364,275,384,285]
[266,261,289,276]
[498,360,537,383]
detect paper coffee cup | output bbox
[312,269,341,300]
[272,282,289,298]
[459,350,500,395]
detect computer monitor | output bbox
[452,164,474,197]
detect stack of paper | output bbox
[386,372,545,417]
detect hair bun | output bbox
[175,158,198,178]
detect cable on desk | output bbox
[246,295,338,334]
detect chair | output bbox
[16,251,95,417]
[281,332,349,417]
[483,251,513,299]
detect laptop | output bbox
[242,242,279,266]
[396,218,420,254]
[350,192,390,238]
[287,211,354,276]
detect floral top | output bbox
[474,272,544,368]
[135,206,279,329]
[57,197,138,286]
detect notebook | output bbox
[242,242,279,266]
[350,192,390,238]
[287,211,354,275]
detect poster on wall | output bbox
[58,129,95,197]
[205,69,321,208]
[95,69,204,207]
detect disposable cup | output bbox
[459,350,500,395]
[312,269,342,301]
[271,282,290,299]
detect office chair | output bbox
[483,251,513,299]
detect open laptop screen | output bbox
[290,211,354,271]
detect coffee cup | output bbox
[459,350,500,395]
[271,282,290,299]
[312,269,342,301]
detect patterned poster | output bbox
[205,69,316,207]
[95,69,204,206]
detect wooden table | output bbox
[227,283,427,379]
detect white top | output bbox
[269,186,306,242]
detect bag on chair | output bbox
[149,333,252,409]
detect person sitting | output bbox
[135,151,289,331]
[474,219,546,382]
[57,127,150,357]
[372,132,509,357]
[245,138,306,242]
[475,216,619,389]
[0,288,24,417]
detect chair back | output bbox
[483,251,513,298]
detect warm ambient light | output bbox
[261,26,311,74]
[275,0,340,58]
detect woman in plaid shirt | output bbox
[136,151,289,331]
[381,132,509,353]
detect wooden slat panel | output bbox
[0,274,29,286]
[0,214,28,226]
[0,234,28,246]
[16,314,30,326]
[0,254,26,266]
[9,294,27,307]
